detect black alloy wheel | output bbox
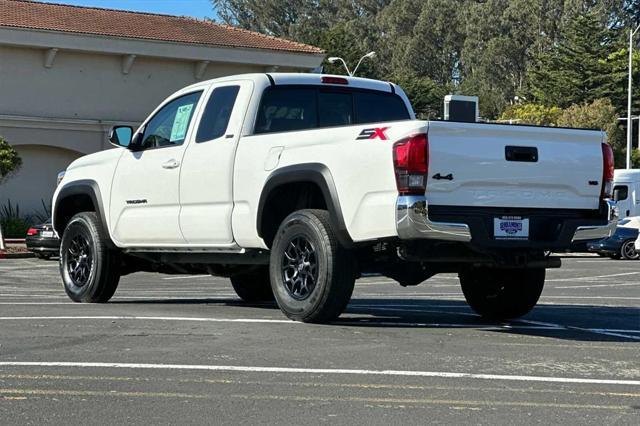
[269,209,356,323]
[60,212,121,303]
[281,236,318,300]
[66,234,93,287]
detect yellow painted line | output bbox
[0,388,208,400]
[1,374,639,399]
[0,387,634,410]
[231,394,632,410]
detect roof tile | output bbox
[0,0,323,54]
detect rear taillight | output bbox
[26,228,38,236]
[601,143,614,199]
[393,133,429,195]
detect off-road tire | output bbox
[230,266,275,302]
[459,268,545,320]
[59,212,121,303]
[269,209,356,323]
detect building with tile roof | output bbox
[0,0,324,215]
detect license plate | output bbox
[494,217,529,240]
[41,231,54,238]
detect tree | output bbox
[528,13,621,108]
[212,0,635,121]
[377,0,463,85]
[0,136,21,184]
[389,73,449,119]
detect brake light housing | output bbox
[26,228,38,236]
[321,76,349,85]
[393,133,429,195]
[601,143,614,199]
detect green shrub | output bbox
[498,104,562,126]
[0,200,31,238]
[0,217,30,238]
[0,136,22,184]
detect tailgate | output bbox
[425,121,604,210]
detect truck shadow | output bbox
[340,298,640,343]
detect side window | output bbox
[613,185,629,201]
[318,91,353,127]
[196,86,240,143]
[255,87,317,134]
[354,92,410,124]
[140,91,202,149]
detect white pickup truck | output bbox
[52,73,617,323]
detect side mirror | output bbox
[109,126,134,148]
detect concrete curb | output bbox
[0,250,36,259]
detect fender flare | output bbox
[53,179,109,240]
[257,163,353,247]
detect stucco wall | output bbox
[0,45,271,122]
[0,144,81,214]
[0,43,314,218]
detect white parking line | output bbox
[517,319,640,341]
[547,272,640,282]
[0,314,562,331]
[0,361,638,387]
[0,315,293,324]
[2,315,637,338]
[161,275,211,280]
[555,282,640,289]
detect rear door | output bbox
[178,80,252,245]
[426,122,604,210]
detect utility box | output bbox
[444,95,479,123]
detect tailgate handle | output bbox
[505,146,538,162]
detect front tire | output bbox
[269,209,356,323]
[459,268,545,320]
[230,267,275,302]
[59,212,121,303]
[620,240,639,260]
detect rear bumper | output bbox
[571,199,618,242]
[396,196,471,242]
[25,236,60,253]
[396,196,617,248]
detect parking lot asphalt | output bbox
[0,256,638,425]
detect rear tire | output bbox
[459,268,545,320]
[620,240,639,260]
[230,267,275,302]
[269,209,356,323]
[59,212,121,303]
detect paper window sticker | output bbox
[170,104,194,142]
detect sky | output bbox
[36,0,217,19]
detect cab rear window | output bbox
[254,86,410,134]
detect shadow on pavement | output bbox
[340,298,640,342]
[109,296,639,342]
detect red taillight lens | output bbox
[321,76,349,85]
[393,133,429,195]
[26,228,38,236]
[601,143,614,199]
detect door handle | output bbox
[162,159,180,169]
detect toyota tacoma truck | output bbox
[52,73,617,323]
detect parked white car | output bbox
[52,73,617,323]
